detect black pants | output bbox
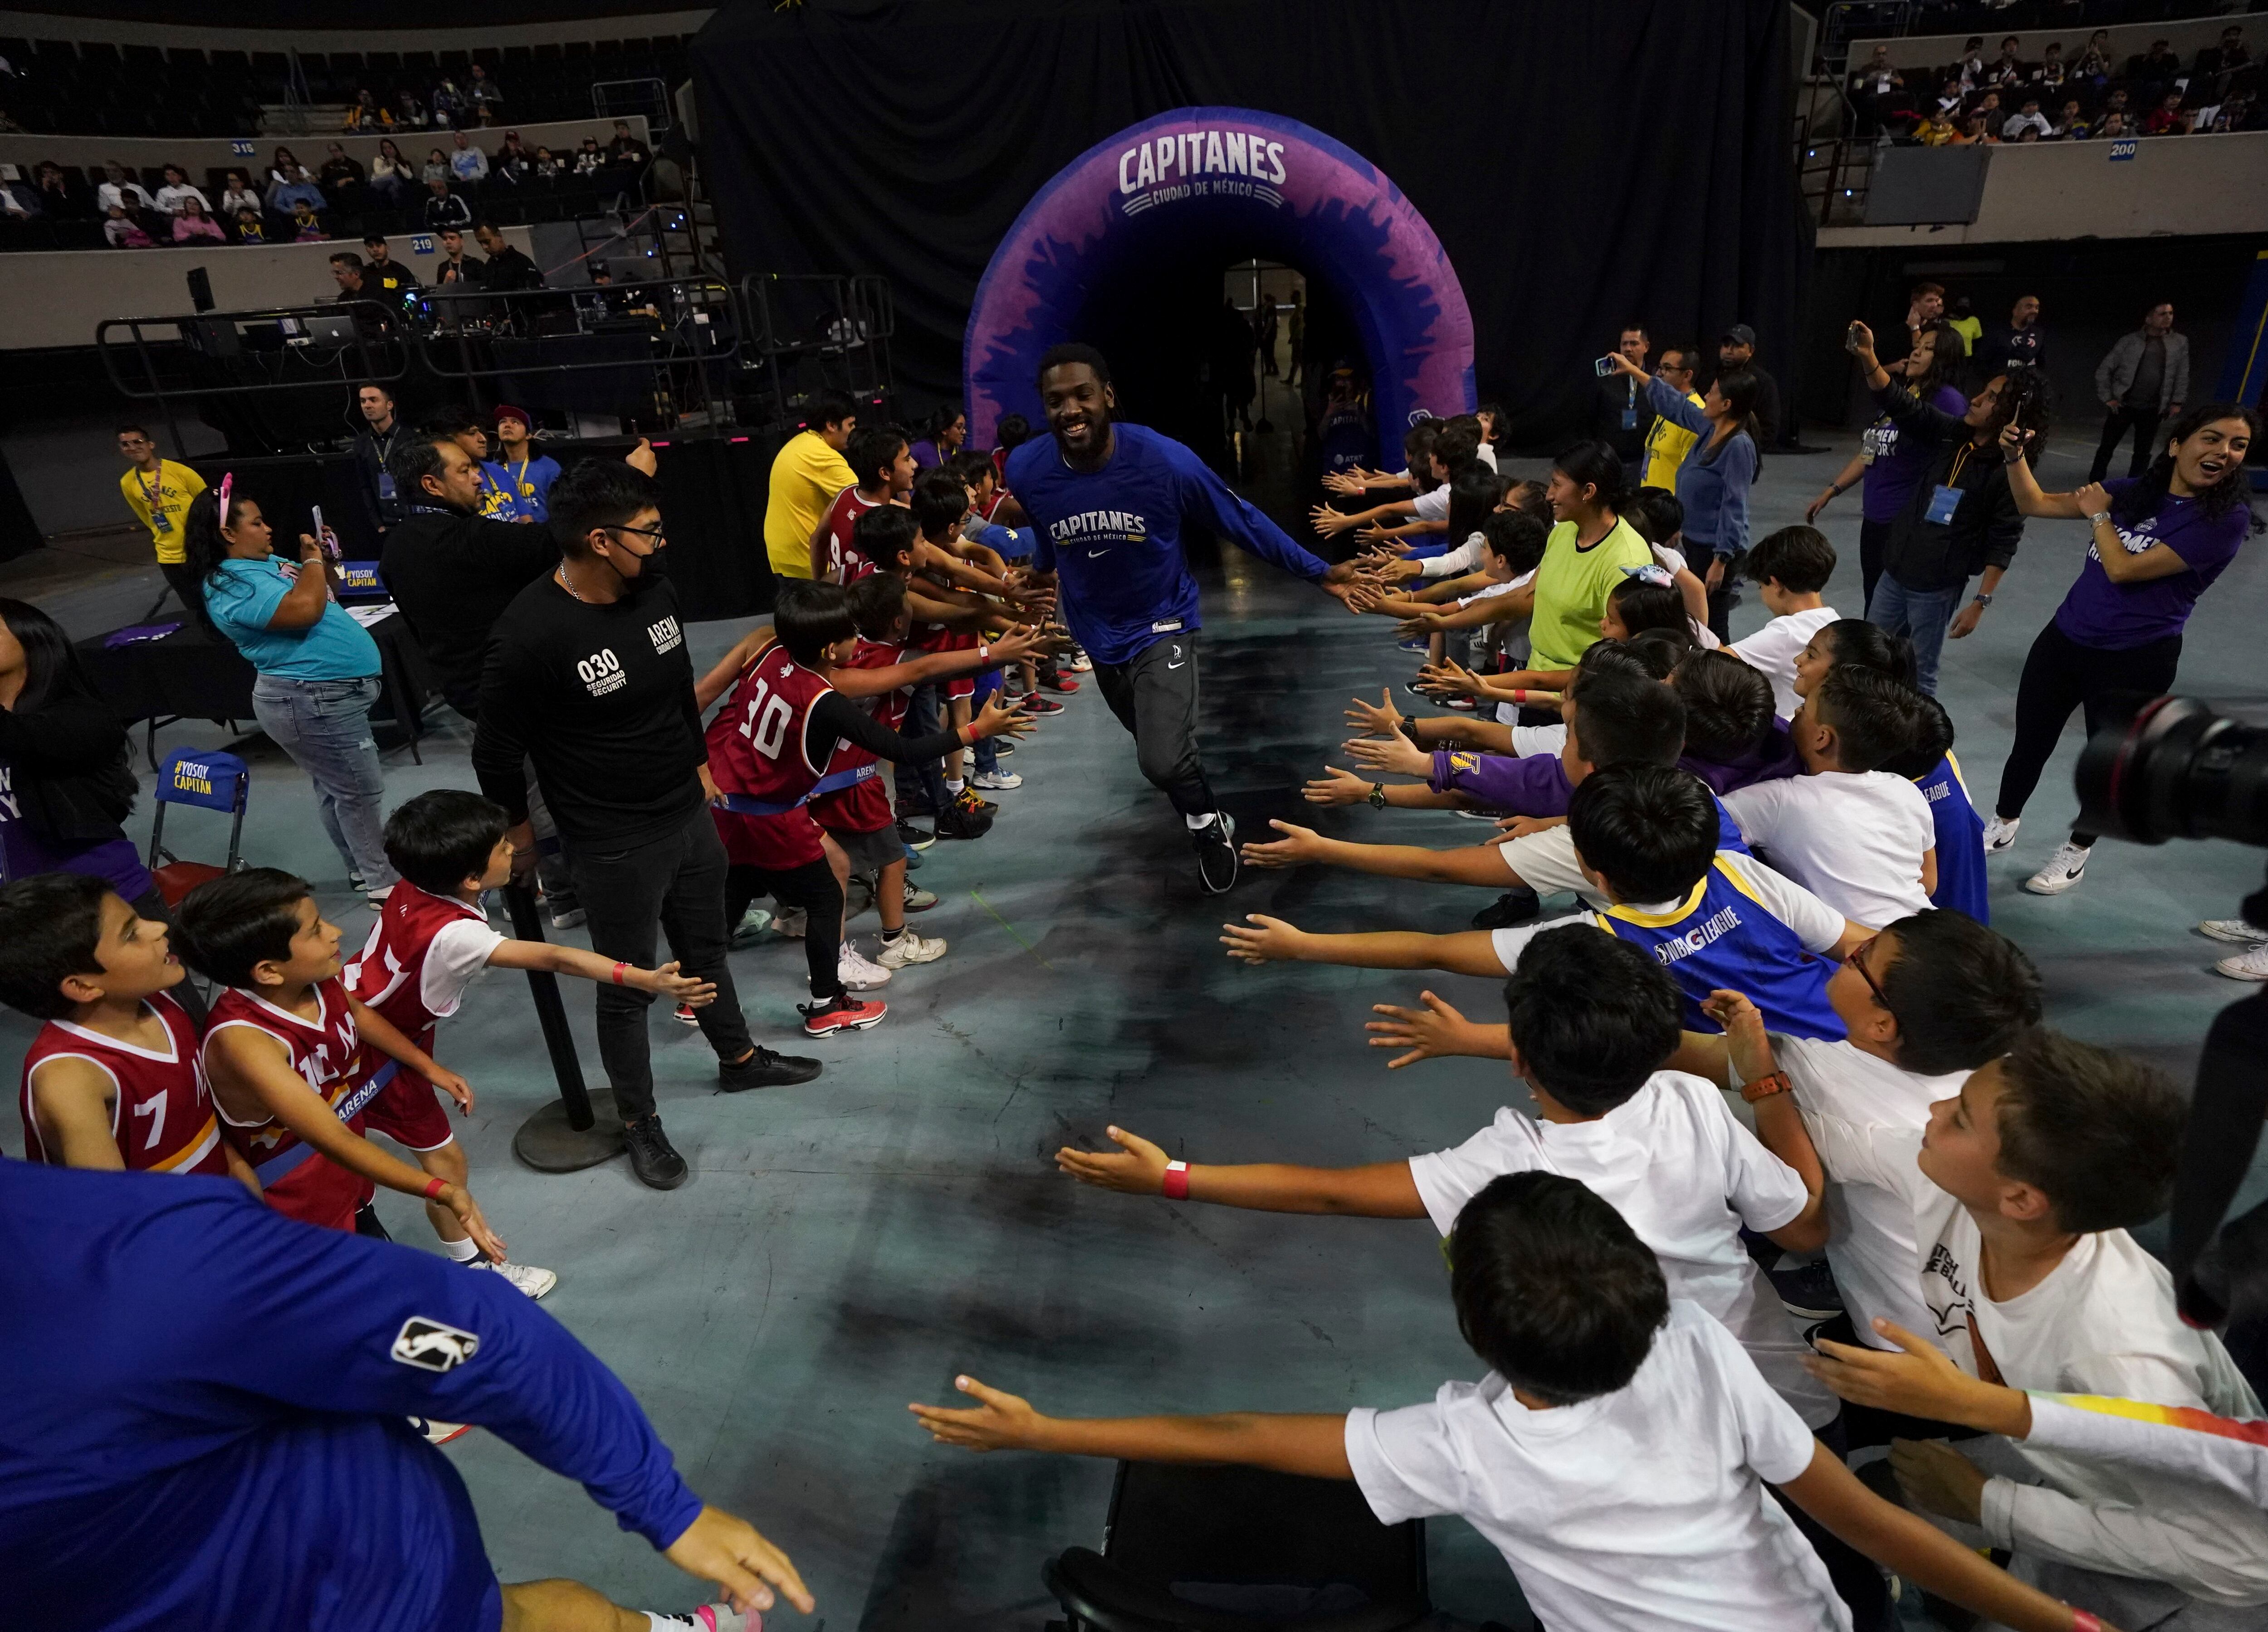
[1995,619,2183,845]
[1091,631,1215,817]
[725,855,844,1002]
[1705,569,1741,645]
[563,805,754,1122]
[891,681,953,816]
[2089,404,2163,484]
[1857,517,1893,617]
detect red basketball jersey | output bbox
[205,976,375,1231]
[707,642,841,868]
[18,991,229,1178]
[345,882,495,1084]
[810,635,908,833]
[821,484,884,584]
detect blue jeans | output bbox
[891,681,951,815]
[250,673,397,888]
[970,665,1002,774]
[1865,573,1966,696]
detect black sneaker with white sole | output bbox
[1471,888,1540,931]
[718,1045,824,1091]
[622,1114,688,1189]
[1193,811,1239,894]
[896,819,937,851]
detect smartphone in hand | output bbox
[1594,356,1619,377]
[312,505,341,562]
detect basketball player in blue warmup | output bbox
[1006,343,1360,892]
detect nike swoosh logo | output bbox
[1167,661,1187,669]
[1087,548,1110,557]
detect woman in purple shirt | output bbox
[1805,319,1970,610]
[1985,403,2259,899]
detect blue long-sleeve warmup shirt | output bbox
[1007,423,1329,665]
[1,1166,703,1632]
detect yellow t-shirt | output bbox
[119,459,207,565]
[1640,391,1705,493]
[1529,516,1654,671]
[762,430,858,579]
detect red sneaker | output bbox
[1021,694,1066,716]
[1039,672,1080,694]
[799,992,887,1036]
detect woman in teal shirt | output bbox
[185,479,398,902]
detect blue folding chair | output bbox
[147,748,250,907]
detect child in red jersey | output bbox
[176,867,504,1257]
[347,789,717,1298]
[0,872,255,1191]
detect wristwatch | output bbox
[1368,782,1388,809]
[2086,510,2112,526]
[1971,592,1994,607]
[1400,719,1423,745]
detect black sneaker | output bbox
[718,1045,824,1091]
[622,1114,688,1190]
[897,819,937,851]
[935,796,994,840]
[992,738,1015,757]
[1767,1257,1845,1322]
[1470,888,1540,931]
[1193,811,1238,894]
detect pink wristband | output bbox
[423,1177,446,1202]
[2071,1615,2104,1632]
[1160,1160,1190,1201]
[611,961,630,985]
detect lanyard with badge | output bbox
[1621,376,1640,431]
[1924,442,1975,527]
[374,425,400,502]
[135,466,174,534]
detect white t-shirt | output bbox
[1726,606,1838,720]
[153,182,210,215]
[1412,485,1452,522]
[418,917,507,1018]
[1347,1302,1846,1632]
[1802,1102,2268,1622]
[1457,576,1519,609]
[1492,847,1846,949]
[1509,722,1567,757]
[1476,443,1499,471]
[1421,529,1487,578]
[1721,771,1934,929]
[1410,1074,1835,1425]
[1761,1034,1968,1349]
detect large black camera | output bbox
[2077,697,2268,1338]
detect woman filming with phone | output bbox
[1603,346,1759,640]
[1983,403,2259,903]
[185,478,398,906]
[1845,319,2050,696]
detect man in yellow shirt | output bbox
[117,425,208,617]
[762,390,860,579]
[1638,347,1705,492]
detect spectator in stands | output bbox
[171,197,225,244]
[448,132,488,186]
[230,207,267,245]
[2196,24,2249,95]
[395,89,427,130]
[2001,97,2051,141]
[216,169,260,220]
[574,137,605,176]
[1975,294,2043,377]
[96,161,153,216]
[362,235,419,303]
[2074,30,2112,87]
[1716,324,1781,447]
[1985,36,2024,91]
[103,205,153,249]
[2050,99,2089,140]
[1911,109,1958,146]
[432,226,484,285]
[468,63,503,120]
[430,79,463,130]
[2141,93,2190,137]
[608,121,650,168]
[367,138,413,205]
[289,200,326,244]
[473,222,543,292]
[32,161,91,220]
[533,146,563,181]
[2029,42,2065,96]
[0,175,36,220]
[317,143,363,205]
[2100,87,2132,129]
[344,88,390,132]
[2090,301,2189,484]
[268,164,323,219]
[423,178,472,232]
[2097,111,2130,142]
[1954,37,1986,89]
[1948,112,1995,147]
[491,131,533,186]
[265,147,299,191]
[152,164,207,217]
[421,147,450,186]
[2128,39,2184,103]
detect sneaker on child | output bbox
[472,1259,558,1300]
[2214,942,2268,982]
[972,769,1022,791]
[800,992,887,1035]
[875,928,948,968]
[839,942,892,990]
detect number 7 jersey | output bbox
[18,991,231,1177]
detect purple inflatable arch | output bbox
[964,107,1475,463]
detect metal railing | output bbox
[593,77,672,136]
[737,272,897,432]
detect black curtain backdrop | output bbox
[691,0,1805,449]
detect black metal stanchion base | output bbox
[514,1087,629,1173]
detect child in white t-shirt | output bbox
[1758,1026,2268,1626]
[1722,665,1937,927]
[1059,924,1837,1427]
[1713,525,1841,719]
[913,1171,2115,1632]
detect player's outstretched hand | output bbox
[1304,765,1374,806]
[663,1504,816,1617]
[637,960,717,1007]
[1344,686,1403,738]
[972,692,1037,740]
[1239,818,1326,868]
[909,1375,1047,1453]
[1366,991,1509,1068]
[428,1065,475,1114]
[1055,1124,1172,1194]
[1221,912,1305,964]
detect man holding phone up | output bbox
[1844,319,2048,694]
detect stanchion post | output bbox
[502,881,627,1171]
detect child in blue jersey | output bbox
[1226,763,1864,1046]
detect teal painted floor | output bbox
[7,431,2265,1629]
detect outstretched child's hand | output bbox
[1889,1437,1989,1525]
[1367,992,1509,1068]
[1221,913,1307,964]
[1344,686,1403,738]
[1239,818,1327,868]
[1308,503,1356,537]
[909,1375,1047,1452]
[1343,731,1431,779]
[1489,814,1564,843]
[1698,988,1774,1081]
[1303,765,1375,806]
[972,692,1037,740]
[1055,1124,1172,1194]
[444,1184,507,1262]
[1807,1319,2011,1430]
[636,960,717,1007]
[428,1065,475,1114]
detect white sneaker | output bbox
[1981,815,2021,853]
[2199,919,2268,945]
[875,928,948,968]
[412,1416,470,1446]
[839,941,893,989]
[972,769,1022,791]
[549,904,587,930]
[729,905,773,947]
[474,1258,557,1300]
[2214,943,2268,982]
[2022,841,2092,895]
[771,907,807,939]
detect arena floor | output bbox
[8,431,2266,1629]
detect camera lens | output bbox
[2076,695,2268,848]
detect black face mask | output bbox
[618,544,668,594]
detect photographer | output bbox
[1984,405,2259,901]
[1846,320,2048,696]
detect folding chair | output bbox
[1043,1462,1432,1632]
[146,748,249,907]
